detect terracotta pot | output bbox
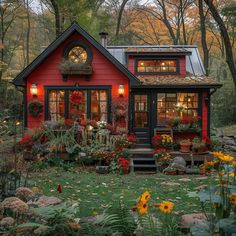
[164,170,177,175]
[179,142,192,153]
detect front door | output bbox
[131,93,152,145]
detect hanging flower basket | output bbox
[28,101,43,117]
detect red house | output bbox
[13,22,222,147]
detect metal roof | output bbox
[107,45,206,76]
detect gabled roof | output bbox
[13,22,140,86]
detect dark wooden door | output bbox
[131,93,152,146]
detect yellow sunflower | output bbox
[158,201,174,214]
[229,172,235,177]
[212,152,234,163]
[140,191,151,202]
[137,199,148,215]
[232,161,236,167]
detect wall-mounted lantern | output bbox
[118,84,124,97]
[30,84,38,97]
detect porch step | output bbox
[130,149,157,173]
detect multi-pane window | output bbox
[134,95,148,128]
[48,90,65,121]
[137,59,177,73]
[91,90,108,121]
[48,89,108,122]
[157,93,198,124]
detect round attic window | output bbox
[68,46,87,63]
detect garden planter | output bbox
[96,166,109,174]
[179,142,192,153]
[23,151,35,161]
[164,170,177,175]
[192,147,208,154]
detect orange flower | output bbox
[140,191,150,202]
[228,194,236,205]
[212,152,233,163]
[137,199,148,215]
[158,201,174,214]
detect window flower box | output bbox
[59,60,93,80]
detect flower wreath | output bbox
[70,91,84,105]
[28,101,43,117]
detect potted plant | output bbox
[179,139,192,153]
[16,135,35,161]
[152,134,173,150]
[192,137,208,154]
[93,150,113,174]
[118,158,130,174]
[154,149,172,172]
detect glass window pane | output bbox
[91,90,108,122]
[48,90,65,121]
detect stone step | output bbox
[132,157,155,161]
[134,164,157,168]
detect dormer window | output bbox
[137,59,178,74]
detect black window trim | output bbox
[156,92,199,126]
[134,57,180,75]
[44,85,112,123]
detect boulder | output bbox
[15,187,35,202]
[180,213,207,229]
[0,217,15,227]
[170,156,186,171]
[27,196,62,208]
[0,197,29,214]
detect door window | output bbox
[134,95,148,128]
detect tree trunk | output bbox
[115,0,129,37]
[199,0,209,75]
[50,0,61,37]
[204,0,236,88]
[25,0,30,65]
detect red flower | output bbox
[118,158,129,169]
[152,135,162,147]
[17,135,34,147]
[128,133,136,143]
[70,91,84,105]
[57,184,62,193]
[64,119,73,126]
[180,116,192,125]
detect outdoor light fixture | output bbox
[86,124,94,131]
[30,84,38,97]
[118,84,124,97]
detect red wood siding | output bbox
[27,32,129,128]
[202,91,209,138]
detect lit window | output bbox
[157,93,198,124]
[48,90,65,121]
[137,59,177,73]
[68,46,87,63]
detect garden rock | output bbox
[27,195,62,207]
[169,156,186,172]
[178,178,191,182]
[161,182,180,187]
[15,187,35,202]
[34,226,49,235]
[0,197,29,214]
[180,213,207,229]
[0,217,15,227]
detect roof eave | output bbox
[131,84,223,89]
[13,22,140,86]
[125,51,192,56]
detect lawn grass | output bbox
[30,167,216,218]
